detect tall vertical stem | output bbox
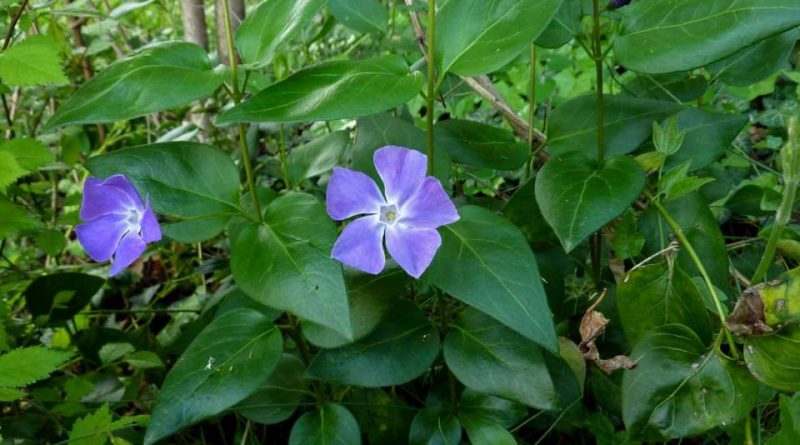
[222,0,262,221]
[524,43,537,181]
[425,0,436,175]
[279,123,291,190]
[590,0,605,287]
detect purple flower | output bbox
[75,174,161,276]
[609,0,632,7]
[326,146,459,278]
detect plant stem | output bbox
[524,43,537,181]
[752,116,799,284]
[648,193,740,359]
[590,0,605,288]
[221,0,262,222]
[279,123,291,189]
[425,0,436,175]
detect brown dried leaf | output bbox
[579,290,636,374]
[726,282,774,337]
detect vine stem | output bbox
[524,43,536,181]
[590,0,605,288]
[647,192,740,359]
[221,0,262,222]
[751,116,799,284]
[425,0,436,175]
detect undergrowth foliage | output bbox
[2,0,800,444]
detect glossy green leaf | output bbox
[711,28,800,87]
[24,273,104,326]
[235,0,325,68]
[435,0,562,76]
[623,73,708,102]
[289,403,361,445]
[622,324,757,440]
[426,205,558,353]
[547,95,684,157]
[0,35,67,86]
[664,109,748,171]
[458,389,526,429]
[86,142,241,242]
[287,130,349,185]
[46,42,225,129]
[306,300,439,386]
[615,0,800,73]
[745,327,800,392]
[218,56,423,123]
[230,192,352,339]
[535,154,645,252]
[302,269,408,348]
[535,0,581,48]
[444,308,559,410]
[330,0,389,34]
[435,119,528,170]
[617,263,712,347]
[409,406,462,445]
[144,308,283,445]
[346,389,415,445]
[459,414,516,445]
[235,354,307,425]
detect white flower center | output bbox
[126,207,142,229]
[379,204,399,225]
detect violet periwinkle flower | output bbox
[609,0,632,8]
[75,174,161,276]
[326,146,459,278]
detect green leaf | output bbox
[444,308,559,410]
[0,346,71,388]
[144,308,283,445]
[535,154,645,252]
[0,198,41,238]
[744,326,800,392]
[302,268,409,348]
[24,272,105,326]
[124,351,164,370]
[535,0,581,48]
[0,35,67,86]
[235,354,307,425]
[46,41,225,129]
[458,389,527,430]
[218,56,423,124]
[235,0,325,68]
[0,151,27,191]
[659,162,715,203]
[98,342,135,365]
[0,138,54,172]
[547,95,684,157]
[69,404,113,445]
[36,229,67,256]
[434,119,528,170]
[287,130,349,185]
[767,393,800,445]
[345,389,416,445]
[409,406,462,445]
[617,263,712,347]
[711,28,800,87]
[0,387,24,402]
[610,210,644,260]
[86,142,241,242]
[615,0,800,73]
[426,205,558,352]
[664,109,748,171]
[230,192,352,339]
[329,0,389,34]
[289,403,362,445]
[503,178,557,243]
[306,300,439,386]
[459,414,516,445]
[622,324,757,440]
[435,0,562,76]
[623,73,708,102]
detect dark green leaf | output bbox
[144,308,283,445]
[287,130,349,185]
[409,406,462,445]
[623,73,708,102]
[615,0,800,73]
[46,42,225,129]
[435,0,562,76]
[435,119,528,170]
[235,0,325,68]
[346,389,415,445]
[535,0,581,48]
[330,0,389,34]
[24,273,104,326]
[535,154,645,252]
[218,56,423,123]
[664,109,748,171]
[767,393,800,445]
[503,178,557,243]
[289,403,362,445]
[458,389,526,429]
[0,198,41,238]
[711,28,800,87]
[230,192,352,339]
[444,308,559,410]
[235,354,307,425]
[745,326,800,392]
[426,206,558,352]
[86,142,241,242]
[459,413,516,445]
[306,300,439,387]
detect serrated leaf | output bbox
[0,198,41,238]
[0,35,67,86]
[0,138,54,172]
[69,404,113,445]
[0,151,27,191]
[0,346,72,388]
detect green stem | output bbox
[752,117,799,284]
[590,0,605,288]
[425,0,436,175]
[524,43,536,181]
[222,0,262,222]
[279,123,291,189]
[648,193,740,359]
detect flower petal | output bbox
[374,146,427,206]
[326,167,385,220]
[331,215,386,275]
[80,175,143,220]
[385,224,441,279]
[400,177,459,229]
[75,214,130,262]
[140,199,162,243]
[110,231,147,276]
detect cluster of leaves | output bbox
[3,0,800,444]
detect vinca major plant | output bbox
[2,0,800,444]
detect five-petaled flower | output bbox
[76,174,162,276]
[326,146,459,278]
